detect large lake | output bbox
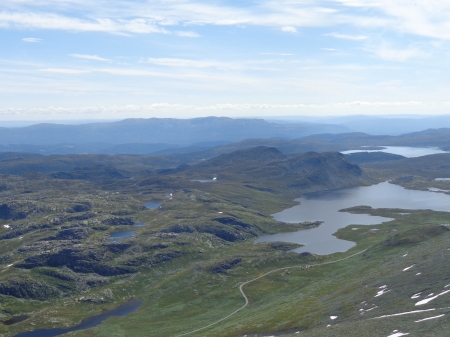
[255,182,450,255]
[341,146,448,158]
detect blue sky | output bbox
[1,0,450,120]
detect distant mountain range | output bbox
[0,117,348,152]
[2,117,450,158]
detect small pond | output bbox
[12,299,142,337]
[133,222,146,227]
[144,202,161,209]
[190,178,217,183]
[436,178,450,181]
[4,316,30,326]
[341,146,448,158]
[109,231,136,242]
[255,182,450,255]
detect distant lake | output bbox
[341,146,448,158]
[13,299,142,337]
[190,179,217,183]
[144,202,161,209]
[255,182,450,255]
[133,222,146,227]
[109,231,136,242]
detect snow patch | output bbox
[3,224,10,229]
[372,308,436,319]
[416,273,421,276]
[416,290,450,306]
[415,314,445,323]
[411,293,422,299]
[375,288,391,297]
[403,264,415,271]
[330,316,338,320]
[387,332,409,337]
[402,254,408,257]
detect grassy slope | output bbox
[2,158,450,336]
[72,209,450,337]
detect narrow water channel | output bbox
[12,299,143,337]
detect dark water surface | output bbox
[4,316,30,326]
[109,231,136,242]
[255,182,450,255]
[13,299,143,337]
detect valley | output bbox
[0,122,449,336]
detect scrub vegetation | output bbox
[0,142,449,337]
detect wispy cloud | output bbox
[0,12,168,34]
[260,53,294,56]
[39,68,90,74]
[281,26,297,33]
[369,43,429,61]
[22,37,41,42]
[0,101,432,116]
[3,0,450,41]
[145,58,239,70]
[69,54,110,62]
[325,32,368,40]
[175,31,200,37]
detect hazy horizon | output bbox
[2,1,450,120]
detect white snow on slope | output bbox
[387,331,409,337]
[375,289,391,297]
[411,293,421,299]
[373,308,436,319]
[416,290,450,306]
[403,265,415,271]
[415,314,445,323]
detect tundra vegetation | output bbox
[0,137,449,336]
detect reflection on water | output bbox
[13,299,142,337]
[3,316,30,326]
[144,202,161,209]
[428,188,450,193]
[341,146,448,158]
[256,182,450,255]
[109,231,136,242]
[190,179,217,183]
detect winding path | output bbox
[175,248,368,337]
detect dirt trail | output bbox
[175,248,368,337]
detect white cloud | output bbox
[260,53,294,56]
[145,58,239,70]
[175,31,200,37]
[2,0,450,41]
[39,68,90,74]
[22,37,41,42]
[69,54,110,62]
[370,43,429,61]
[281,26,297,33]
[0,11,168,34]
[0,101,430,116]
[325,32,368,40]
[322,48,337,51]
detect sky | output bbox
[1,0,450,120]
